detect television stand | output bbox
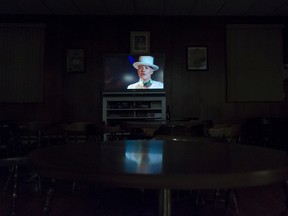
[102,92,166,127]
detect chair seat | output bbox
[0,157,28,167]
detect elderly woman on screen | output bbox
[127,56,164,89]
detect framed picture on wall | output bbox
[67,49,85,73]
[130,31,150,54]
[187,47,208,70]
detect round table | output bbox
[28,140,288,216]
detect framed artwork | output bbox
[67,49,85,73]
[187,47,208,70]
[130,31,150,54]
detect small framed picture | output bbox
[67,49,85,73]
[187,47,208,70]
[130,31,150,54]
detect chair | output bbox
[0,157,28,216]
[96,125,124,141]
[0,122,39,216]
[24,121,56,148]
[86,123,125,141]
[61,122,93,144]
[208,123,241,144]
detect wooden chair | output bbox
[0,123,39,216]
[86,123,124,141]
[61,122,93,144]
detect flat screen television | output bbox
[103,54,165,93]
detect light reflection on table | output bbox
[125,140,163,174]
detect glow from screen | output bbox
[128,55,134,64]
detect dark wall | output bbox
[0,15,288,124]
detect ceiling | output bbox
[1,0,288,16]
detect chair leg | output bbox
[72,181,77,193]
[10,165,18,216]
[3,166,15,194]
[37,174,42,194]
[225,189,239,216]
[282,180,288,216]
[43,178,56,216]
[0,165,19,216]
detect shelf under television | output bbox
[102,94,166,126]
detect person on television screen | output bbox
[127,56,164,89]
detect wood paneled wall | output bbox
[0,16,287,124]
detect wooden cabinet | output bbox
[102,93,166,126]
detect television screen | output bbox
[103,54,165,92]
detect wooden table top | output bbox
[28,140,288,190]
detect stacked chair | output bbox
[0,121,64,215]
[0,122,30,216]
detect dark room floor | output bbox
[0,169,286,216]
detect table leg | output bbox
[159,188,171,216]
